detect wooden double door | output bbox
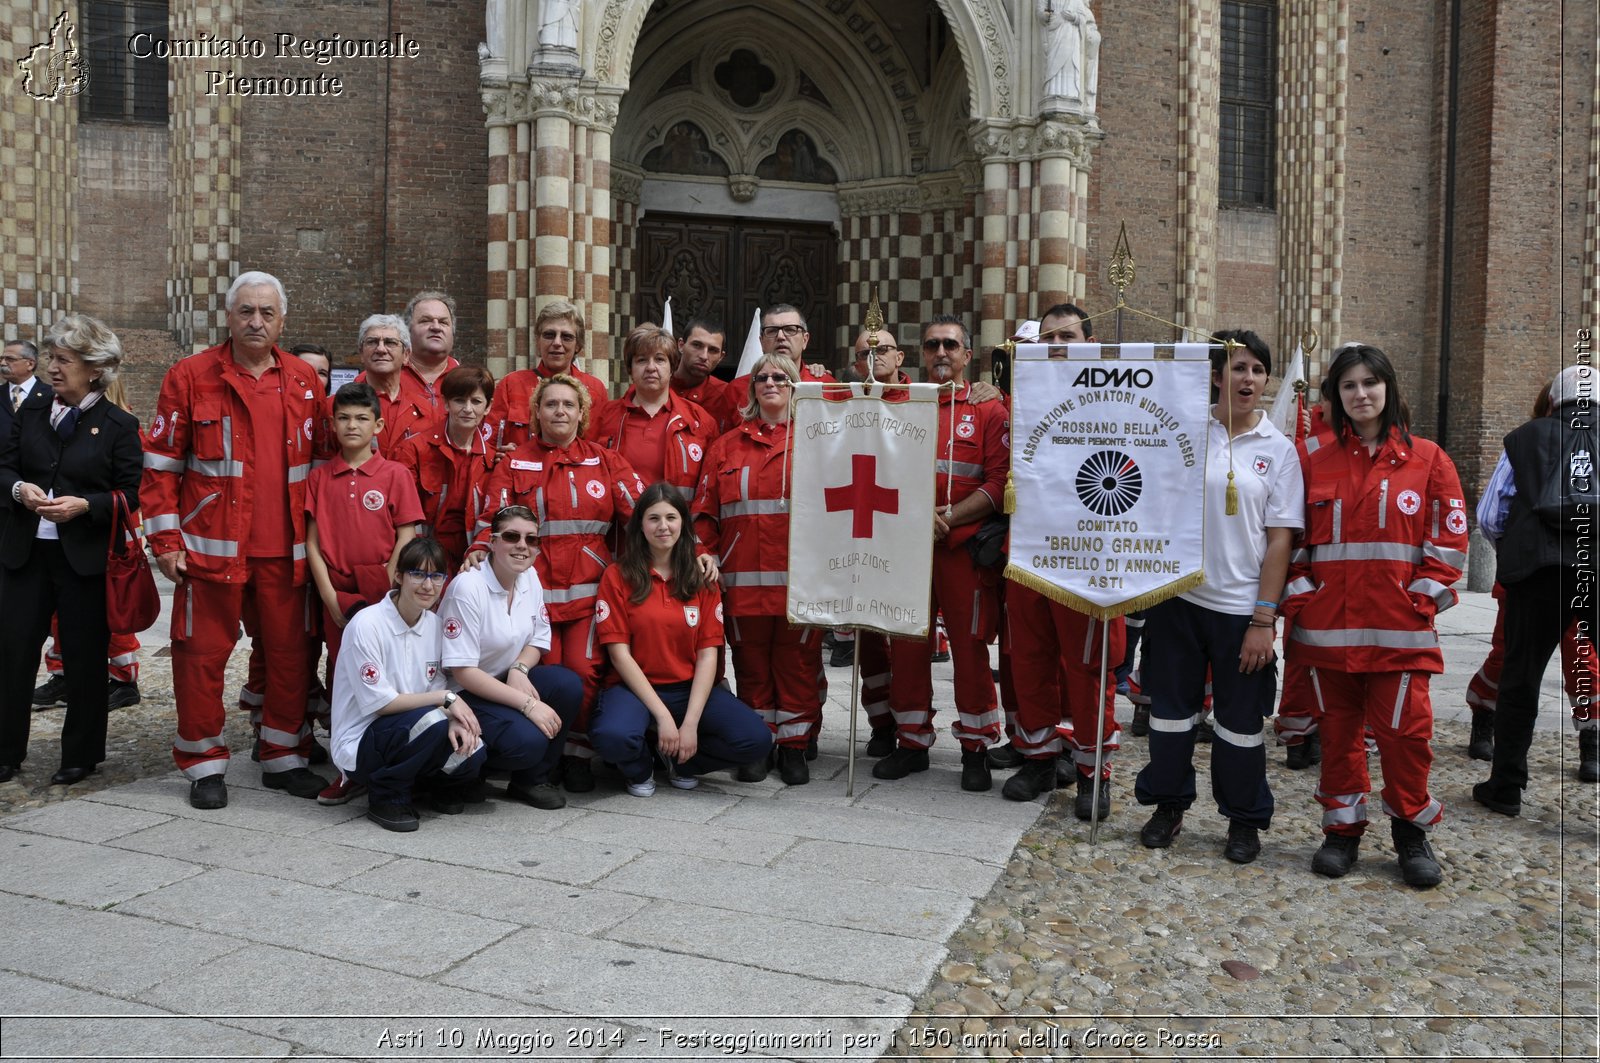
[637,213,836,372]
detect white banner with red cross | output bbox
[787,381,941,636]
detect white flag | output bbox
[1270,340,1305,436]
[661,296,673,338]
[1007,343,1212,618]
[734,308,765,378]
[788,382,940,636]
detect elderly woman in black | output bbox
[0,315,143,785]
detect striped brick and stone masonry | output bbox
[1277,0,1348,387]
[609,167,642,351]
[1,0,77,344]
[1176,0,1221,339]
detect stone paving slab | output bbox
[84,775,366,836]
[709,800,1023,862]
[1,799,173,844]
[773,839,1005,897]
[554,807,800,866]
[0,828,203,908]
[108,817,397,887]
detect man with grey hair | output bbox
[402,290,460,412]
[142,270,328,809]
[351,313,430,453]
[1,340,49,440]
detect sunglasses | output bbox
[922,337,965,352]
[540,330,578,344]
[404,569,447,585]
[752,373,791,384]
[496,530,538,545]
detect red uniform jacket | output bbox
[934,382,1011,548]
[591,389,715,499]
[486,364,610,451]
[391,418,499,566]
[692,419,795,616]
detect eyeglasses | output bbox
[752,373,790,384]
[404,569,448,585]
[760,324,806,338]
[362,337,404,349]
[496,530,538,545]
[540,330,578,344]
[922,337,965,352]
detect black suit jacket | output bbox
[0,396,142,576]
[0,377,52,441]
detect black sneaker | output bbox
[736,755,771,782]
[561,756,595,793]
[987,741,1024,770]
[1286,733,1321,770]
[1074,774,1110,821]
[1467,711,1494,762]
[1139,806,1184,848]
[31,675,67,710]
[261,767,326,799]
[1471,779,1521,817]
[506,781,567,810]
[1311,833,1361,878]
[960,749,992,792]
[829,642,855,668]
[1390,819,1442,889]
[1223,821,1262,864]
[866,725,896,757]
[777,746,810,785]
[931,648,952,664]
[189,775,228,810]
[1000,756,1058,802]
[367,801,420,832]
[872,746,930,780]
[107,679,142,711]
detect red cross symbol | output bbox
[825,453,900,538]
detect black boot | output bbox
[1285,733,1322,770]
[866,725,896,758]
[1390,818,1442,889]
[1074,773,1110,821]
[1001,756,1058,801]
[1581,729,1600,783]
[1129,702,1150,737]
[1311,833,1361,878]
[987,740,1024,769]
[1467,710,1494,762]
[960,748,992,792]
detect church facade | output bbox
[1,0,1595,498]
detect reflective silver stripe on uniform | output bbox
[862,671,890,691]
[1309,666,1325,715]
[1320,804,1368,829]
[1277,713,1316,737]
[722,570,787,587]
[581,546,608,568]
[408,708,448,743]
[260,724,308,747]
[1289,547,1310,565]
[292,543,307,562]
[1431,499,1441,539]
[1309,542,1423,563]
[442,738,483,774]
[1422,541,1468,568]
[109,651,138,667]
[260,755,310,772]
[144,513,181,534]
[542,519,609,535]
[1383,794,1443,829]
[1331,499,1342,542]
[961,707,1004,731]
[1283,576,1316,597]
[181,531,239,557]
[568,471,579,508]
[1377,478,1388,530]
[936,459,985,478]
[667,483,693,501]
[1391,672,1412,730]
[534,486,546,525]
[739,466,750,499]
[718,531,741,566]
[545,582,601,603]
[174,732,227,754]
[1078,618,1096,666]
[1304,435,1324,454]
[1211,719,1265,748]
[183,584,193,638]
[1291,627,1438,650]
[182,758,229,780]
[287,462,310,484]
[726,614,742,641]
[143,452,185,472]
[720,499,786,518]
[1150,713,1201,733]
[187,455,247,478]
[1407,577,1454,610]
[970,590,981,636]
[181,492,220,526]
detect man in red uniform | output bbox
[142,270,324,809]
[592,324,715,498]
[347,314,432,455]
[671,319,731,433]
[725,305,839,399]
[402,291,461,413]
[876,316,1010,791]
[486,300,609,452]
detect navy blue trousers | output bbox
[591,681,773,783]
[460,664,582,787]
[353,706,489,804]
[1134,596,1276,828]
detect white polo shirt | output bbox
[438,562,552,689]
[330,594,445,772]
[1183,409,1305,616]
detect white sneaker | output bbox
[659,753,699,790]
[625,776,656,798]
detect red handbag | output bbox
[106,491,160,634]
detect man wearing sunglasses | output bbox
[876,316,1010,793]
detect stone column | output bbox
[1176,0,1221,339]
[973,124,1017,351]
[1033,119,1097,311]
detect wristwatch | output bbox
[510,661,531,677]
[442,690,458,710]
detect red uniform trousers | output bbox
[887,544,1001,751]
[173,558,312,779]
[728,615,823,748]
[47,621,139,683]
[859,631,892,729]
[1313,668,1442,837]
[1273,628,1320,745]
[239,593,325,726]
[544,617,604,758]
[1466,584,1597,727]
[1005,584,1124,777]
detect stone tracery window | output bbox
[1220,0,1276,208]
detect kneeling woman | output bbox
[590,484,772,795]
[330,538,488,832]
[439,505,583,810]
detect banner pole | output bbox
[1089,619,1111,846]
[846,626,861,796]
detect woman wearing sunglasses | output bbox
[442,505,583,810]
[469,375,647,792]
[690,353,821,785]
[590,483,772,796]
[329,537,488,832]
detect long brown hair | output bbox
[617,482,704,604]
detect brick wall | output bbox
[76,123,169,331]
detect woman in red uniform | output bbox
[591,324,714,499]
[691,353,822,785]
[1282,343,1467,889]
[590,483,772,796]
[469,375,646,791]
[393,366,498,574]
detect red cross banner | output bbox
[787,381,941,636]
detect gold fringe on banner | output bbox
[1003,564,1207,622]
[1003,471,1017,514]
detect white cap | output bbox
[1011,320,1040,342]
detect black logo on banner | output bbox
[1076,449,1143,516]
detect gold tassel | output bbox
[1003,471,1017,514]
[1225,471,1239,515]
